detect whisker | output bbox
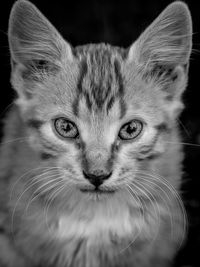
[10,166,61,201]
[0,101,15,118]
[0,137,29,146]
[44,180,68,235]
[177,118,191,138]
[163,141,200,147]
[125,184,145,223]
[135,170,187,248]
[28,171,61,187]
[25,176,63,213]
[137,177,174,240]
[29,174,62,193]
[119,185,143,253]
[16,171,61,203]
[140,170,186,220]
[130,180,161,243]
[11,167,62,234]
[11,182,38,235]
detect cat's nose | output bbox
[82,170,112,187]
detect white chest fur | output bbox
[53,194,145,246]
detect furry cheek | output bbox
[56,145,83,179]
[110,145,138,183]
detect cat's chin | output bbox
[80,188,116,194]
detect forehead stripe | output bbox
[77,60,88,94]
[114,60,124,96]
[74,47,126,113]
[72,60,88,116]
[113,60,126,118]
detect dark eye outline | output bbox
[54,118,79,139]
[118,119,143,140]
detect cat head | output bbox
[8,0,192,202]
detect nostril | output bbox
[82,171,112,187]
[83,171,112,180]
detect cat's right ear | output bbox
[127,2,192,68]
[126,1,192,109]
[8,0,73,73]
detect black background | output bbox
[0,1,200,266]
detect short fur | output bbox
[0,1,192,266]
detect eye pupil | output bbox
[127,124,136,134]
[63,123,71,131]
[54,118,78,138]
[119,120,143,140]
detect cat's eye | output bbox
[119,120,143,140]
[54,118,79,138]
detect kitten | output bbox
[0,0,192,266]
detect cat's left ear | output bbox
[127,1,192,100]
[8,0,73,71]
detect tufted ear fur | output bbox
[128,1,192,101]
[8,0,73,83]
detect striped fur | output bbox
[72,44,126,118]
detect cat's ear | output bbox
[8,0,73,72]
[127,1,192,100]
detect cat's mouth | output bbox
[80,187,116,194]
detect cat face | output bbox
[8,1,192,203]
[12,45,168,196]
